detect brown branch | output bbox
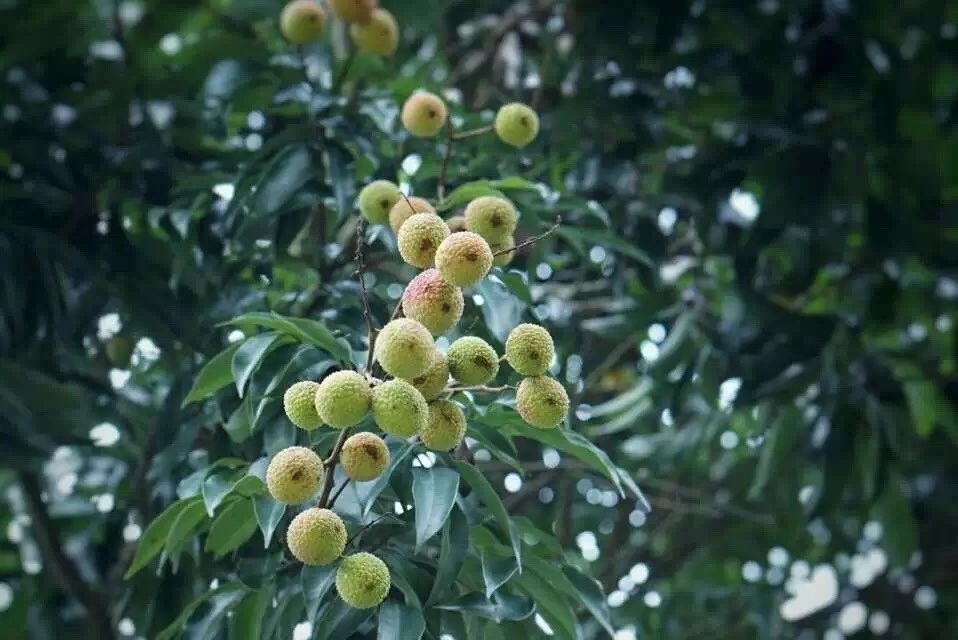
[436,124,455,202]
[317,428,352,507]
[354,219,376,372]
[495,215,561,256]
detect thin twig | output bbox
[318,429,352,507]
[355,219,376,372]
[451,124,494,140]
[333,48,357,92]
[327,479,350,509]
[436,123,456,202]
[345,512,391,548]
[495,215,562,256]
[445,384,513,394]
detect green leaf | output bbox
[871,473,918,566]
[182,342,242,406]
[381,551,425,608]
[497,270,533,305]
[427,505,470,605]
[438,181,507,211]
[748,407,803,500]
[557,227,653,267]
[249,145,314,217]
[231,332,283,397]
[514,570,578,640]
[477,545,519,598]
[225,312,351,362]
[228,587,271,640]
[377,601,426,640]
[124,498,198,579]
[155,582,247,640]
[253,494,286,548]
[475,278,524,343]
[450,459,522,564]
[562,566,616,639]
[412,467,460,550]
[436,592,535,622]
[302,564,337,622]
[165,499,208,565]
[205,498,258,557]
[202,470,236,516]
[357,440,416,518]
[315,598,374,640]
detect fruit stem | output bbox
[318,428,351,507]
[333,48,356,92]
[451,124,494,140]
[436,123,455,201]
[327,478,350,509]
[444,384,514,394]
[354,219,377,372]
[494,215,561,256]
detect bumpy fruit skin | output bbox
[421,399,467,451]
[409,350,449,400]
[287,508,346,566]
[435,232,494,287]
[401,269,464,335]
[490,235,516,267]
[401,92,447,138]
[397,213,450,268]
[464,196,517,243]
[505,324,555,376]
[328,0,376,23]
[266,446,324,504]
[280,0,326,44]
[447,336,499,385]
[374,318,435,379]
[516,376,569,428]
[358,180,401,225]
[283,381,324,430]
[336,552,390,609]
[445,215,467,233]
[371,379,428,437]
[389,196,435,234]
[350,8,398,57]
[314,370,371,428]
[340,432,390,481]
[495,102,539,148]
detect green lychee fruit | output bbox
[374,318,434,379]
[283,381,324,430]
[350,8,398,57]
[280,0,326,44]
[445,215,467,233]
[266,446,324,504]
[515,376,569,428]
[358,180,402,225]
[504,323,554,376]
[327,0,376,23]
[409,349,449,400]
[371,379,428,437]
[421,399,467,451]
[314,370,371,428]
[340,432,390,481]
[401,269,464,335]
[336,552,391,609]
[494,102,539,148]
[447,336,499,385]
[105,336,134,366]
[397,213,450,268]
[286,508,346,565]
[464,196,517,243]
[389,196,435,234]
[434,232,493,287]
[401,92,447,138]
[490,235,516,267]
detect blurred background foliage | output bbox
[2,0,957,638]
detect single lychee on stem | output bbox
[401,91,448,138]
[280,0,327,44]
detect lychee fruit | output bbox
[515,376,569,429]
[504,324,554,376]
[445,215,467,233]
[434,232,493,287]
[266,446,324,504]
[401,92,447,138]
[447,336,499,385]
[397,213,450,268]
[350,8,398,57]
[283,381,324,430]
[464,196,517,243]
[327,0,376,23]
[358,180,401,225]
[371,378,428,437]
[340,432,390,481]
[374,318,435,380]
[389,196,435,234]
[409,349,449,400]
[401,269,464,335]
[280,0,326,44]
[286,508,346,566]
[314,370,371,428]
[420,399,467,451]
[494,102,539,148]
[490,235,516,267]
[336,552,391,609]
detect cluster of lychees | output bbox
[280,0,399,56]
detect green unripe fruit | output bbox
[350,8,398,57]
[516,376,569,428]
[314,370,371,428]
[446,215,467,233]
[409,349,449,400]
[266,446,324,504]
[464,196,517,243]
[490,235,516,267]
[389,196,435,234]
[435,232,493,287]
[374,318,434,379]
[336,552,390,609]
[504,323,554,376]
[358,180,402,225]
[447,336,499,385]
[401,91,447,138]
[421,400,467,451]
[371,379,428,437]
[280,0,326,44]
[340,432,390,481]
[494,102,539,148]
[328,0,376,23]
[401,269,464,335]
[286,508,346,565]
[105,336,134,366]
[283,381,324,430]
[397,213,450,268]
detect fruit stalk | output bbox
[317,427,352,507]
[494,215,562,256]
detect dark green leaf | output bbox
[302,564,337,622]
[377,601,426,640]
[253,495,286,548]
[205,498,258,557]
[412,467,460,549]
[450,459,522,564]
[427,505,470,605]
[182,343,242,406]
[124,498,198,579]
[231,331,283,397]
